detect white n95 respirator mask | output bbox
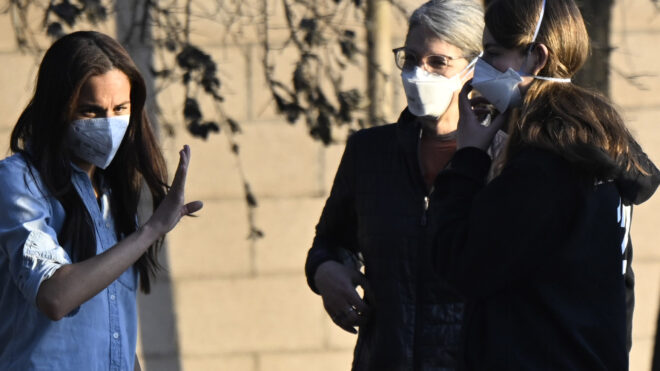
[67,115,130,169]
[471,58,524,113]
[401,57,477,118]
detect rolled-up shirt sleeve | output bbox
[0,160,72,305]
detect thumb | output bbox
[183,200,204,215]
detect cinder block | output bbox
[610,33,660,109]
[611,0,660,33]
[0,14,19,52]
[0,53,37,131]
[325,313,361,350]
[173,275,327,355]
[184,0,262,46]
[166,199,253,278]
[623,108,660,165]
[160,124,247,200]
[0,129,11,157]
[181,355,255,371]
[321,141,348,196]
[159,106,326,200]
[254,197,327,274]
[632,261,660,339]
[238,121,325,198]
[137,354,256,371]
[258,350,353,371]
[248,43,304,122]
[629,337,655,371]
[631,199,660,261]
[153,44,251,124]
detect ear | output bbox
[525,43,549,75]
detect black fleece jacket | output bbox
[430,146,659,370]
[306,110,464,371]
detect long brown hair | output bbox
[10,31,167,293]
[487,0,650,178]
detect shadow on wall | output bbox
[114,2,183,369]
[138,250,182,371]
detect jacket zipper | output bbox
[421,195,429,226]
[417,128,434,227]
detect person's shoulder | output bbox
[0,153,31,175]
[347,123,398,146]
[505,146,575,181]
[0,154,46,196]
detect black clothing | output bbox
[430,146,659,370]
[305,110,463,371]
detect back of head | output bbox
[485,0,588,81]
[408,0,484,58]
[487,0,649,180]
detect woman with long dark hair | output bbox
[0,31,202,369]
[430,0,659,369]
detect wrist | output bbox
[138,222,162,246]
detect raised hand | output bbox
[456,80,509,151]
[146,145,203,237]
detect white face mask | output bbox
[68,115,130,169]
[472,0,571,113]
[401,57,478,118]
[472,59,524,113]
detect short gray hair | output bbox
[408,0,484,58]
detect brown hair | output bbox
[487,0,650,178]
[11,31,167,293]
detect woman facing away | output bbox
[430,0,660,369]
[305,1,484,369]
[0,31,203,370]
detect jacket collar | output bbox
[395,108,428,193]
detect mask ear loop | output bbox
[526,0,571,83]
[458,52,483,81]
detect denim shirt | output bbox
[0,154,138,371]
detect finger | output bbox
[171,145,191,192]
[183,200,204,215]
[331,310,358,334]
[458,80,474,112]
[343,306,367,327]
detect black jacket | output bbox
[306,110,463,371]
[430,146,660,370]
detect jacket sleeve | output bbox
[616,138,660,205]
[0,159,72,305]
[431,147,580,298]
[305,134,360,294]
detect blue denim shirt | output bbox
[0,154,138,370]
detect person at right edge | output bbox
[430,0,660,369]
